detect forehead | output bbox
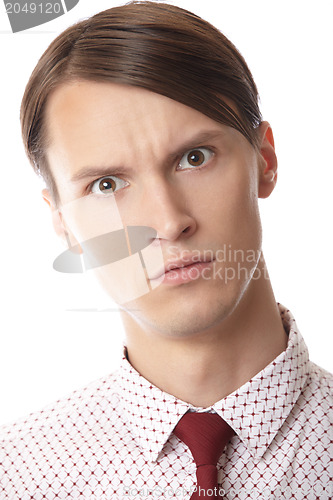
[45,81,242,186]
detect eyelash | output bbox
[88,146,215,196]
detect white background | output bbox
[0,0,332,426]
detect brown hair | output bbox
[21,0,262,205]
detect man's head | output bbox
[20,1,277,337]
[21,0,263,207]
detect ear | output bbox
[257,121,278,199]
[42,188,82,253]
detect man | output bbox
[0,2,332,499]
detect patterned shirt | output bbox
[0,304,332,499]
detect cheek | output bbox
[184,164,262,260]
[186,161,261,249]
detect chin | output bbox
[122,280,242,339]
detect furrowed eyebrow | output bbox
[70,165,129,183]
[166,129,227,162]
[70,129,227,183]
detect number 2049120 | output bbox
[5,2,62,14]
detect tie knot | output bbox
[173,412,235,467]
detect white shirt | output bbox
[0,304,332,499]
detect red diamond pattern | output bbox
[0,304,332,499]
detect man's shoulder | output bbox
[0,367,122,446]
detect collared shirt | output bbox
[0,304,332,499]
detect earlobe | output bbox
[257,121,278,199]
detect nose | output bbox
[138,178,197,242]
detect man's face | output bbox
[45,81,271,338]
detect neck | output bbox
[120,257,288,407]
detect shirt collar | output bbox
[114,303,309,462]
[213,304,310,459]
[115,349,191,463]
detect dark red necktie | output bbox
[173,412,235,499]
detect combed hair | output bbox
[21,1,263,205]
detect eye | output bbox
[91,176,128,195]
[178,147,214,170]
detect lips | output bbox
[149,254,214,280]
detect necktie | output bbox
[173,411,235,499]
